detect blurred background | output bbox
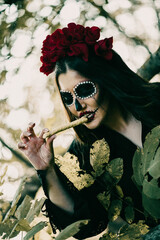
[0,0,160,238]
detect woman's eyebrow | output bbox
[73,80,90,88]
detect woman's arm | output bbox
[18,122,74,213]
[18,123,108,238]
[44,166,74,213]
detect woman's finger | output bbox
[27,122,36,137]
[39,128,50,139]
[46,134,56,150]
[18,142,28,150]
[20,131,32,143]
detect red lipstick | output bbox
[79,108,98,122]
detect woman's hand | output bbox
[18,122,56,170]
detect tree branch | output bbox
[152,0,160,32]
[0,137,32,167]
[137,46,160,81]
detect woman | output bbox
[18,23,160,239]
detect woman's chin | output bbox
[84,118,101,129]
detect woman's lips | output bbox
[79,111,94,118]
[79,108,98,122]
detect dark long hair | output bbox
[55,50,160,144]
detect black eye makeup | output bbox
[60,81,97,107]
[60,91,73,106]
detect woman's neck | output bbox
[104,101,129,132]
[104,103,142,148]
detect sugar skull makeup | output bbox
[60,81,97,107]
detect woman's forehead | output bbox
[58,69,90,90]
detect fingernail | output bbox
[51,134,56,139]
[18,142,27,148]
[28,122,35,127]
[22,143,27,147]
[43,128,49,133]
[24,131,32,137]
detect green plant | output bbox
[132,125,160,219]
[0,171,47,239]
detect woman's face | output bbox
[58,69,109,129]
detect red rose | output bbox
[41,36,55,54]
[68,43,89,61]
[66,23,85,42]
[40,56,55,76]
[42,30,63,52]
[50,29,63,45]
[52,32,70,48]
[40,23,113,76]
[50,48,66,62]
[85,26,100,45]
[94,37,113,60]
[40,64,55,76]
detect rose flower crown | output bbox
[40,23,113,76]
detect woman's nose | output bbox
[75,98,83,111]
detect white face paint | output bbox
[58,69,109,129]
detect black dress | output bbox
[37,123,152,239]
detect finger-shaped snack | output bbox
[43,115,89,139]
